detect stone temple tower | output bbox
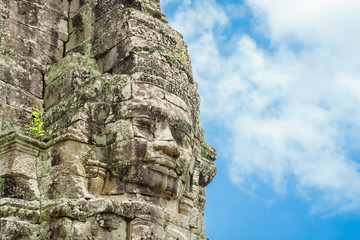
[0,0,217,239]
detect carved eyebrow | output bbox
[124,106,159,119]
[126,105,191,126]
[169,117,190,127]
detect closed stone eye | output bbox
[170,127,185,147]
[134,118,155,138]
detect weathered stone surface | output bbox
[0,198,40,223]
[0,53,44,98]
[0,150,37,179]
[0,218,38,240]
[0,0,216,239]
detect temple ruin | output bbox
[0,0,216,239]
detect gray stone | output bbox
[0,0,216,239]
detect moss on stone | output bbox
[143,7,162,19]
[0,177,4,198]
[45,53,100,86]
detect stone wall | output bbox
[0,0,216,239]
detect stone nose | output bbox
[153,125,180,158]
[153,140,180,158]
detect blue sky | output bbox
[160,0,360,239]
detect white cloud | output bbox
[161,0,360,213]
[246,0,360,49]
[169,0,228,38]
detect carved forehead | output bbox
[120,83,192,124]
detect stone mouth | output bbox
[139,162,183,199]
[145,162,178,179]
[144,156,176,166]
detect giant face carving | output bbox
[101,83,195,199]
[0,0,217,238]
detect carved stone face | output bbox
[102,83,194,199]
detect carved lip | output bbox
[144,162,178,178]
[144,156,176,167]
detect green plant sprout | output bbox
[28,108,44,136]
[159,49,188,63]
[174,49,188,62]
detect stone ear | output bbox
[199,163,217,187]
[201,142,217,162]
[198,142,217,187]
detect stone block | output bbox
[94,0,166,22]
[91,103,111,124]
[164,211,190,230]
[39,172,91,200]
[66,5,94,53]
[96,213,126,232]
[93,9,190,75]
[165,222,191,240]
[94,0,130,20]
[1,177,40,200]
[0,197,41,223]
[6,0,68,42]
[0,218,38,240]
[0,55,44,98]
[126,10,184,51]
[109,138,144,165]
[44,214,128,239]
[5,83,43,111]
[44,52,100,85]
[97,41,133,73]
[106,119,134,142]
[69,0,93,15]
[44,73,75,109]
[105,78,132,103]
[0,80,7,103]
[179,197,194,216]
[43,0,69,19]
[4,20,63,61]
[0,150,37,179]
[95,146,109,164]
[129,219,166,240]
[111,49,193,83]
[92,8,175,58]
[0,103,30,135]
[69,4,94,33]
[101,172,126,195]
[47,217,74,239]
[50,140,92,177]
[92,7,128,57]
[1,35,55,67]
[37,147,53,178]
[44,54,100,109]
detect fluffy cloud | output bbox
[161,0,360,213]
